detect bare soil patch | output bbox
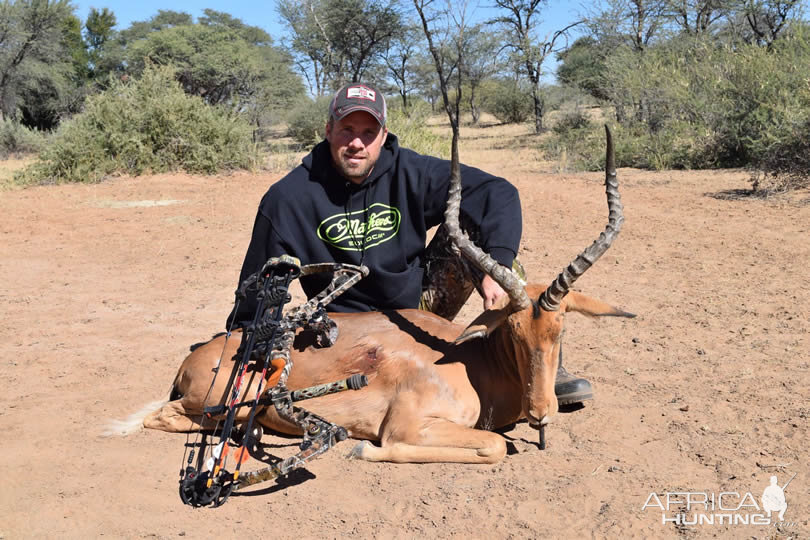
[1,124,808,539]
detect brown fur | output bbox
[142,284,633,464]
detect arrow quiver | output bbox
[178,256,369,508]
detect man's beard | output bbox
[335,152,375,181]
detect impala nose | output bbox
[527,410,551,427]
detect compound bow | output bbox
[178,255,369,507]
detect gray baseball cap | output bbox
[329,83,387,126]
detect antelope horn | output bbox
[539,125,623,312]
[444,132,532,312]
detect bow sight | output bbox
[178,255,369,507]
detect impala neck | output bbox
[466,325,525,429]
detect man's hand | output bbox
[481,274,507,310]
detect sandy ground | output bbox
[1,123,808,539]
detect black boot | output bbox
[555,344,593,406]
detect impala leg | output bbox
[353,420,507,464]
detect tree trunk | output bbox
[469,86,479,125]
[532,87,544,133]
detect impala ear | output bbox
[455,296,512,344]
[562,290,636,318]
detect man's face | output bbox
[326,111,388,184]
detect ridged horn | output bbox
[444,131,532,312]
[538,125,623,312]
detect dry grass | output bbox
[0,156,35,190]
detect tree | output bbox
[18,12,89,129]
[278,0,402,95]
[384,23,426,112]
[586,0,668,51]
[663,0,728,35]
[583,0,671,123]
[556,36,609,100]
[413,0,469,133]
[328,0,402,84]
[491,0,581,132]
[413,0,465,175]
[0,0,78,124]
[461,25,501,124]
[118,9,193,43]
[121,15,303,136]
[277,0,331,95]
[84,7,116,79]
[199,8,273,46]
[737,0,803,46]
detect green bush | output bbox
[0,119,46,157]
[751,117,810,193]
[479,79,534,124]
[593,27,810,182]
[17,64,258,184]
[285,96,331,146]
[541,119,703,172]
[552,109,591,134]
[540,120,604,172]
[386,103,449,158]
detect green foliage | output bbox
[479,79,534,124]
[85,7,117,79]
[543,84,597,113]
[386,103,449,158]
[63,14,90,81]
[556,26,810,182]
[540,118,603,172]
[542,117,705,172]
[751,117,810,193]
[552,109,591,134]
[125,23,295,105]
[0,118,46,157]
[119,10,193,43]
[119,14,303,134]
[0,0,79,128]
[17,65,258,185]
[556,36,609,101]
[278,0,403,94]
[285,97,331,146]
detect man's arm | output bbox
[421,156,522,308]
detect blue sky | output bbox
[72,1,589,78]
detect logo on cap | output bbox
[347,86,376,100]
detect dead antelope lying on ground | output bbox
[136,127,633,464]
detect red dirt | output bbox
[1,129,808,538]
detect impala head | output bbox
[447,126,634,426]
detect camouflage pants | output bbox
[419,217,526,321]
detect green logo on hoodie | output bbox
[317,203,401,251]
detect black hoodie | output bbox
[227,133,521,326]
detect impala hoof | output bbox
[347,440,369,460]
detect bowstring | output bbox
[180,297,243,476]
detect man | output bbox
[229,82,592,405]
